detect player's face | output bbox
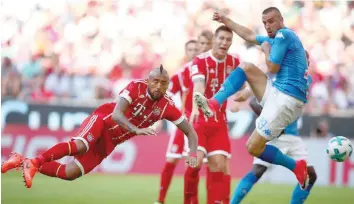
[185,42,198,61]
[262,11,283,38]
[213,31,233,56]
[198,36,212,53]
[148,75,169,100]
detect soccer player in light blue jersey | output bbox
[230,97,317,204]
[194,7,310,189]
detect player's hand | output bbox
[213,11,227,23]
[261,41,271,53]
[186,152,198,168]
[134,128,156,136]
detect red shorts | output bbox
[194,121,231,158]
[165,129,187,158]
[71,114,116,175]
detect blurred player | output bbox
[185,25,240,203]
[195,7,310,189]
[184,40,198,63]
[2,65,199,188]
[156,33,212,204]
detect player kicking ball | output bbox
[194,7,310,189]
[231,96,317,204]
[2,65,199,188]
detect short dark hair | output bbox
[199,30,213,41]
[214,25,232,37]
[185,40,197,49]
[262,7,281,15]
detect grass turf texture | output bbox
[1,171,352,204]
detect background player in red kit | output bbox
[1,66,199,189]
[156,33,213,204]
[184,25,240,204]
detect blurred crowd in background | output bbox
[1,0,354,115]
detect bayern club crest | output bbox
[153,108,161,116]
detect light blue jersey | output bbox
[256,28,309,102]
[284,119,298,136]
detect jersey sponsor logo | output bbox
[191,65,198,75]
[210,78,219,93]
[133,103,146,116]
[276,32,284,39]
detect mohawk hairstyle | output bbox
[160,64,164,73]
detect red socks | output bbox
[39,161,67,180]
[157,162,176,203]
[35,141,79,167]
[206,166,212,203]
[223,174,231,203]
[208,172,224,204]
[184,166,200,204]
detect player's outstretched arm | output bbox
[176,119,198,167]
[213,11,258,44]
[112,97,156,135]
[176,119,198,153]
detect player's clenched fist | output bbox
[134,128,156,136]
[186,152,198,168]
[213,11,227,23]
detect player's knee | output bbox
[246,142,263,157]
[74,139,88,154]
[239,62,256,73]
[166,157,179,165]
[307,166,317,185]
[251,164,267,178]
[65,163,82,181]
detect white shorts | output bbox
[253,135,309,167]
[256,78,304,140]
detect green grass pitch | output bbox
[1,171,353,204]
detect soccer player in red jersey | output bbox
[156,35,212,204]
[184,26,240,204]
[1,66,199,189]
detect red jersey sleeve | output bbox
[163,100,185,125]
[169,74,182,94]
[181,65,190,91]
[190,57,206,82]
[118,81,138,104]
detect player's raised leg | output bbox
[231,164,267,204]
[194,62,267,116]
[21,114,105,188]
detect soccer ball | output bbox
[327,136,353,162]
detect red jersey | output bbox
[186,51,240,122]
[95,80,184,144]
[169,71,186,95]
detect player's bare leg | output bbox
[156,157,180,204]
[184,150,204,204]
[207,154,227,203]
[21,139,87,188]
[195,62,309,188]
[246,130,308,189]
